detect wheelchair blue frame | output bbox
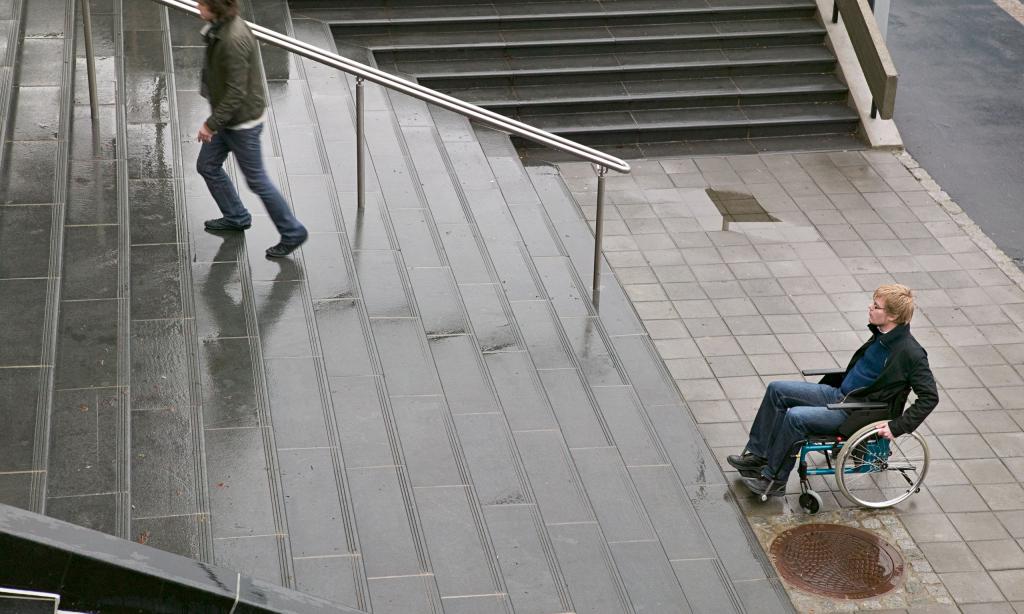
[799,437,891,477]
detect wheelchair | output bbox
[759,368,931,514]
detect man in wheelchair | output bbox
[728,284,939,498]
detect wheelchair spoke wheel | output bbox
[835,423,929,509]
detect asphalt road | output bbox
[887,0,1024,265]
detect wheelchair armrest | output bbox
[826,402,888,411]
[802,368,846,376]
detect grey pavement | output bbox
[557,149,1024,611]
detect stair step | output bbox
[511,102,858,144]
[403,45,837,87]
[368,20,825,58]
[301,0,816,28]
[451,74,848,113]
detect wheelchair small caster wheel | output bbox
[759,494,768,502]
[799,491,822,514]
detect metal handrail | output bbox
[131,0,632,307]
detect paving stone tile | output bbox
[130,319,189,412]
[513,430,592,526]
[430,335,501,415]
[46,493,117,536]
[920,541,983,572]
[901,513,963,542]
[203,427,274,536]
[950,512,1012,541]
[939,571,1005,604]
[0,368,40,474]
[366,575,438,614]
[960,459,1016,485]
[537,368,610,449]
[371,318,440,396]
[353,251,411,319]
[265,358,329,449]
[278,448,348,558]
[314,300,374,377]
[484,505,566,613]
[986,434,1024,457]
[131,407,197,519]
[388,396,460,488]
[940,434,996,459]
[214,535,283,585]
[438,224,491,284]
[131,514,203,560]
[571,446,654,543]
[931,485,990,513]
[293,556,361,610]
[629,465,715,562]
[990,569,1024,601]
[414,486,497,598]
[54,298,117,389]
[609,540,690,614]
[544,522,629,613]
[198,338,258,429]
[347,465,422,578]
[977,483,1024,511]
[686,482,767,582]
[453,412,526,506]
[1,141,57,204]
[461,284,521,353]
[0,205,52,281]
[969,539,1024,571]
[131,244,182,320]
[926,460,970,486]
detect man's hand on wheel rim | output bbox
[875,421,894,440]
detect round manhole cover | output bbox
[769,524,905,599]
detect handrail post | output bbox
[80,0,99,120]
[592,166,608,310]
[355,77,365,211]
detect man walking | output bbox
[196,0,307,258]
[728,284,938,497]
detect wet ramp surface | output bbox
[0,1,792,612]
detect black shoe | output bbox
[265,238,306,258]
[742,475,787,498]
[727,452,767,473]
[204,217,251,232]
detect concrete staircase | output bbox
[292,0,860,152]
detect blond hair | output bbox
[875,284,914,324]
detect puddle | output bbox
[691,188,819,243]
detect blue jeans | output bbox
[197,124,307,245]
[745,381,847,482]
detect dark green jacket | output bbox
[202,15,265,132]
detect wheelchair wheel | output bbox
[799,491,822,514]
[835,423,929,509]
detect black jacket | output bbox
[818,323,938,437]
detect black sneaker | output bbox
[204,217,251,232]
[742,475,787,498]
[265,239,305,258]
[727,452,767,473]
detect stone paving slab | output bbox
[556,148,1024,612]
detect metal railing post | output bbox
[356,77,365,211]
[591,166,608,310]
[80,0,99,120]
